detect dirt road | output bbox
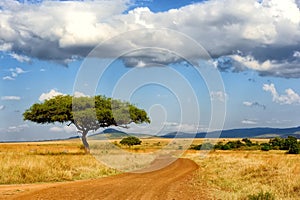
[1,158,208,200]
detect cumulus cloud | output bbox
[263,83,300,104]
[0,0,130,63]
[39,90,90,101]
[39,89,65,101]
[0,0,299,77]
[74,91,89,98]
[215,53,300,78]
[243,101,266,110]
[1,96,21,100]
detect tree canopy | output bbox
[23,95,150,152]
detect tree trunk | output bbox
[81,131,90,154]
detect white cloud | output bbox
[229,55,272,71]
[216,53,300,78]
[293,51,300,58]
[49,127,62,132]
[11,72,17,78]
[0,105,5,110]
[242,119,257,125]
[1,96,21,100]
[39,90,88,102]
[3,67,28,80]
[243,101,266,109]
[263,83,300,104]
[0,43,12,51]
[39,89,65,101]
[210,91,228,102]
[0,0,299,77]
[243,101,253,107]
[4,124,29,133]
[15,67,26,74]
[74,91,89,98]
[9,53,31,63]
[3,76,14,80]
[0,0,129,62]
[49,125,77,134]
[261,0,300,23]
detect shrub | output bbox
[261,143,271,151]
[226,140,245,149]
[190,143,214,150]
[190,144,202,150]
[190,137,299,153]
[285,136,299,154]
[288,143,300,154]
[213,142,224,149]
[201,143,214,150]
[120,136,142,147]
[221,144,231,150]
[269,137,285,150]
[242,138,253,146]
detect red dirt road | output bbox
[1,158,208,200]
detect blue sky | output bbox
[0,0,300,141]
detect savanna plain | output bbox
[0,138,299,200]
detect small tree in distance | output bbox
[23,95,150,153]
[120,136,142,147]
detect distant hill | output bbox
[162,126,300,139]
[88,128,128,139]
[102,128,126,134]
[97,128,156,139]
[66,128,128,140]
[66,128,159,140]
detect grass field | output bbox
[0,138,300,199]
[0,138,178,184]
[0,140,119,184]
[185,150,300,200]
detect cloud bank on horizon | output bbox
[0,0,299,78]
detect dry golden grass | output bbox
[1,138,300,200]
[0,141,118,184]
[0,138,184,184]
[185,150,300,200]
[99,138,195,153]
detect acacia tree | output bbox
[23,95,150,153]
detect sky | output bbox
[0,0,300,141]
